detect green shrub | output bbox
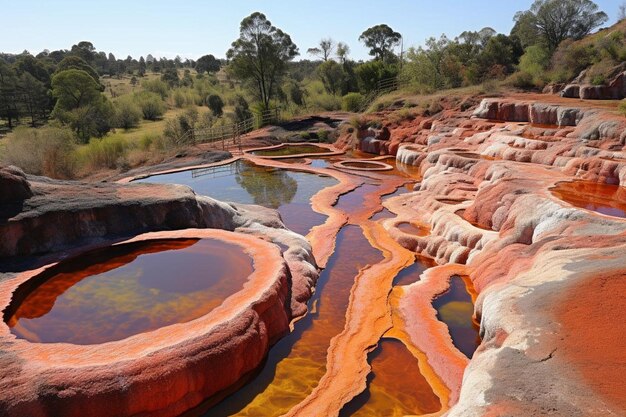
[206,94,224,117]
[310,93,341,111]
[113,96,142,129]
[519,45,550,81]
[342,92,364,112]
[590,74,606,85]
[141,78,168,99]
[508,71,535,89]
[2,126,77,178]
[76,134,132,170]
[134,91,166,120]
[172,89,186,108]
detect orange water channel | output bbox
[140,152,479,415]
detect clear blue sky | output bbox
[1,0,621,61]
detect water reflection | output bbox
[137,160,337,235]
[432,275,480,358]
[551,180,626,218]
[7,239,253,345]
[235,164,297,209]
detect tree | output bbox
[336,42,350,64]
[619,2,626,20]
[51,69,102,110]
[56,56,101,85]
[0,60,19,128]
[514,0,608,51]
[317,60,345,95]
[70,41,96,65]
[307,38,335,61]
[195,54,221,74]
[355,60,399,93]
[227,12,298,109]
[138,56,146,76]
[233,95,252,123]
[161,67,179,87]
[51,69,112,141]
[359,24,402,62]
[206,94,224,117]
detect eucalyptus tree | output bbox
[227,12,298,109]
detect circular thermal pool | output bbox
[5,238,254,344]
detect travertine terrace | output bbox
[1,93,625,417]
[349,95,626,416]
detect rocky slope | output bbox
[344,94,626,416]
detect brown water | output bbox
[206,225,384,416]
[339,339,441,417]
[397,222,429,236]
[251,144,329,156]
[340,161,389,169]
[393,256,436,287]
[136,155,450,416]
[6,239,253,345]
[137,160,338,235]
[432,275,480,358]
[551,180,626,218]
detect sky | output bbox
[0,0,622,61]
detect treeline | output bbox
[401,0,612,91]
[0,0,618,179]
[0,41,227,131]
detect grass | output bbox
[366,83,497,113]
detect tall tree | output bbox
[195,54,221,74]
[227,12,298,109]
[51,69,112,141]
[359,24,402,62]
[0,60,19,128]
[336,42,350,64]
[514,0,608,51]
[307,38,335,61]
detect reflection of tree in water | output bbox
[235,162,297,208]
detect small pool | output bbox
[250,144,331,157]
[432,275,480,358]
[6,239,253,345]
[551,180,626,218]
[136,160,338,235]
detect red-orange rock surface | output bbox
[0,168,320,417]
[353,95,626,416]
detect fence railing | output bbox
[184,76,409,149]
[182,107,283,151]
[358,76,411,112]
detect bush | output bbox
[233,95,252,123]
[75,134,131,170]
[206,94,224,117]
[519,45,550,81]
[164,114,195,146]
[172,89,186,108]
[2,126,77,178]
[508,71,535,89]
[141,78,169,99]
[342,92,364,112]
[591,74,606,85]
[310,93,341,111]
[113,96,142,129]
[134,91,166,120]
